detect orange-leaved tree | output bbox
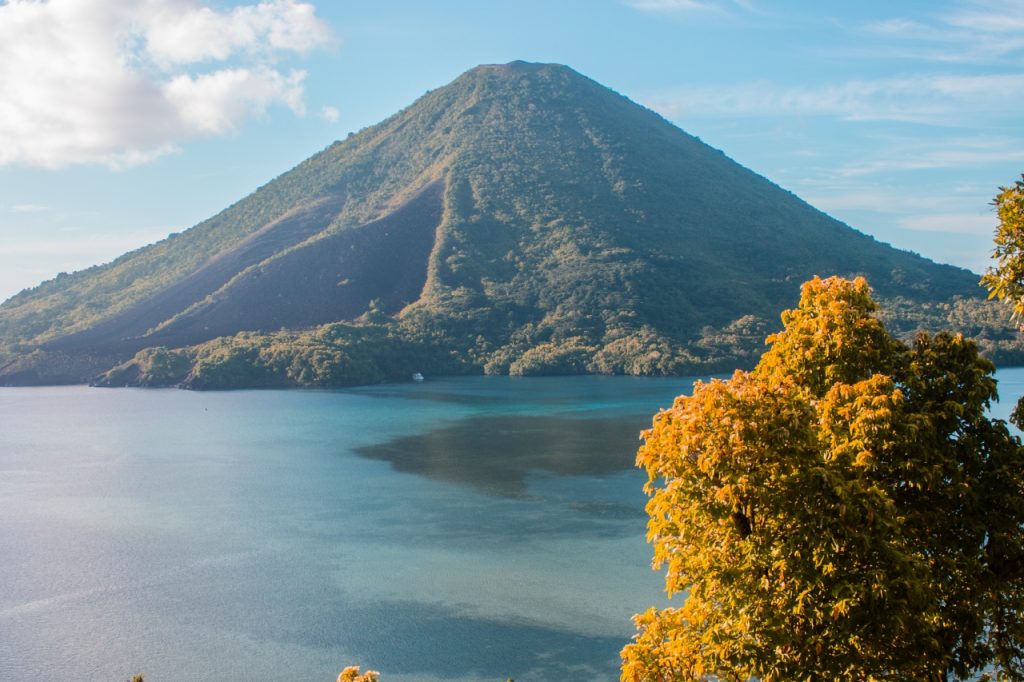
[982,174,1024,425]
[983,176,1024,325]
[622,276,1024,682]
[338,667,380,682]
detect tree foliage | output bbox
[983,176,1024,324]
[94,322,470,389]
[622,276,1024,682]
[983,175,1024,424]
[338,666,380,682]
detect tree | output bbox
[982,175,1024,424]
[983,176,1024,326]
[338,666,380,682]
[621,276,1024,682]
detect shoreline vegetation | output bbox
[0,293,1018,390]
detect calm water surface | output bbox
[1,371,1022,682]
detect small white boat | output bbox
[411,372,424,382]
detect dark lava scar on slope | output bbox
[143,179,446,347]
[42,195,348,355]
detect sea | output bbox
[2,370,1022,682]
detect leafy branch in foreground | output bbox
[983,174,1024,424]
[983,176,1024,324]
[623,276,1024,681]
[338,667,380,682]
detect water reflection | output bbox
[355,413,647,496]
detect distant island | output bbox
[0,61,1019,389]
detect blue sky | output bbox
[0,0,1021,302]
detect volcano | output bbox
[0,61,1003,387]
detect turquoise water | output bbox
[1,371,1021,682]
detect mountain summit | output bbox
[0,62,1009,386]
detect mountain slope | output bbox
[0,61,1014,386]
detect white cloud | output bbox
[320,105,340,123]
[836,136,1024,177]
[0,0,332,169]
[11,204,51,213]
[143,0,331,66]
[165,67,307,134]
[860,1,1024,63]
[948,6,1024,34]
[803,189,960,215]
[837,150,1024,177]
[898,212,997,235]
[645,73,1024,125]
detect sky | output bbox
[0,0,1021,303]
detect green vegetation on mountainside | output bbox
[96,322,468,389]
[76,293,1014,389]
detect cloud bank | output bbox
[863,0,1024,63]
[645,73,1024,126]
[0,0,332,169]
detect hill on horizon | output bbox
[0,61,1018,388]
